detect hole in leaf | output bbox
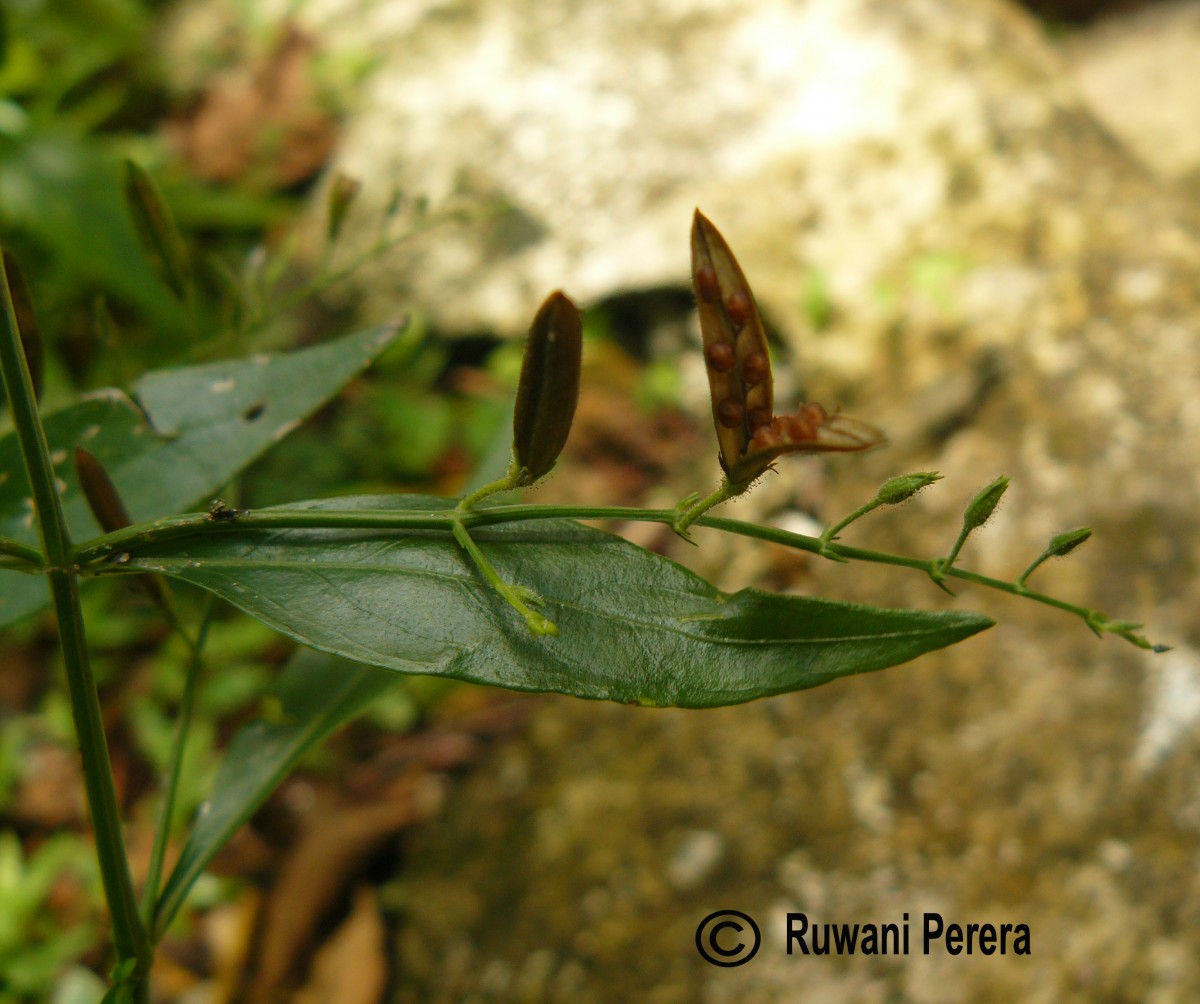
[243,403,266,421]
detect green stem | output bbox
[1016,553,1050,589]
[672,477,750,536]
[70,501,1136,641]
[142,596,215,931]
[456,458,521,511]
[817,498,883,559]
[451,518,556,635]
[0,536,44,567]
[0,254,151,982]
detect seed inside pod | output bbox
[705,342,736,372]
[716,398,744,428]
[748,407,772,431]
[725,291,752,327]
[695,266,721,303]
[742,352,770,386]
[786,408,822,440]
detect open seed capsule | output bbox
[691,210,885,483]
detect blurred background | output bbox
[2,0,1199,1000]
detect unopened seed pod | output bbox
[75,446,175,611]
[512,291,582,483]
[123,159,190,301]
[691,210,885,484]
[74,447,132,533]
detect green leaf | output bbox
[0,325,402,628]
[0,131,182,331]
[153,647,398,938]
[111,495,992,709]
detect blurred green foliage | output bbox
[0,831,101,999]
[0,2,521,997]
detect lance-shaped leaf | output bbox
[154,648,399,937]
[0,324,403,628]
[100,494,993,709]
[512,291,582,483]
[691,210,885,484]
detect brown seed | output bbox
[748,407,772,431]
[705,342,736,372]
[695,265,720,303]
[785,404,828,442]
[716,398,744,428]
[741,352,770,386]
[725,291,752,327]
[749,425,781,451]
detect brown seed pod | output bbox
[75,446,176,611]
[691,209,885,483]
[74,446,133,534]
[512,290,583,483]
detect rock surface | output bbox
[1062,0,1200,191]
[182,0,1200,999]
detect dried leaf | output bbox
[251,796,427,998]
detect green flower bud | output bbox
[875,472,941,506]
[962,475,1009,531]
[1046,527,1092,557]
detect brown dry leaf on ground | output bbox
[294,886,389,1004]
[168,23,336,188]
[249,781,438,999]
